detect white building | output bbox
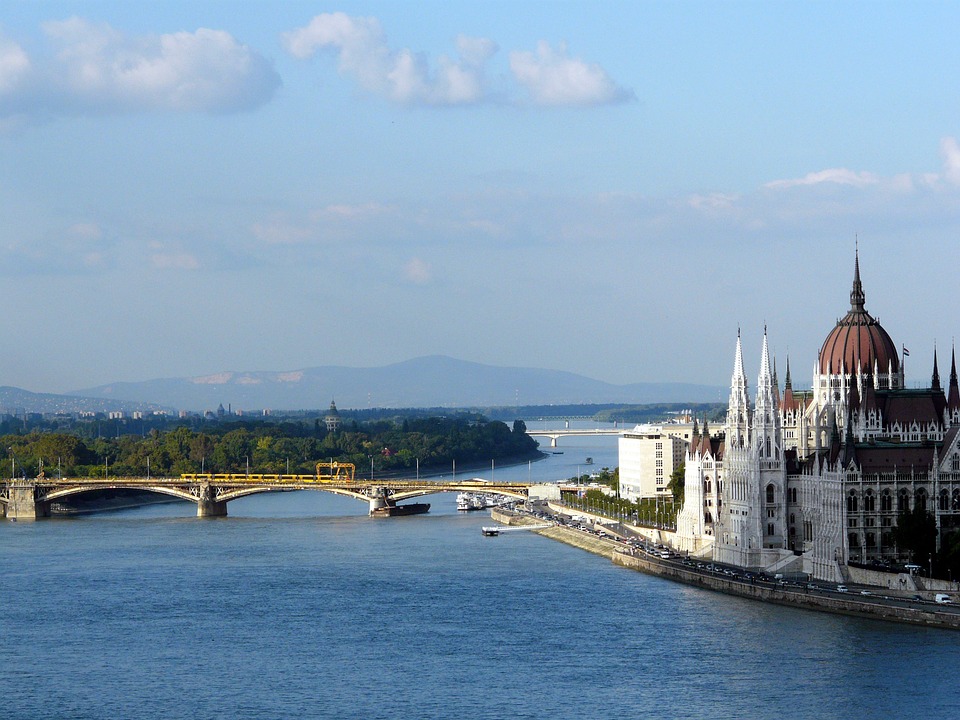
[618,424,691,501]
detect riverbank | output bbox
[491,507,960,630]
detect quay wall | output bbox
[615,551,960,630]
[492,508,960,630]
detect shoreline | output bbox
[491,507,960,631]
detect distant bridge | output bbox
[526,427,622,447]
[0,467,533,520]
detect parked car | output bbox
[836,585,848,593]
[935,593,953,604]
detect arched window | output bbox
[864,490,875,512]
[849,532,860,548]
[898,489,910,512]
[881,490,892,513]
[952,453,960,472]
[847,491,858,513]
[940,489,950,512]
[704,479,711,494]
[953,489,960,511]
[865,532,876,548]
[915,488,927,512]
[766,484,775,504]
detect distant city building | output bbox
[325,400,341,432]
[108,411,124,420]
[675,250,960,582]
[618,423,693,501]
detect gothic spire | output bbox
[932,344,941,391]
[727,329,751,448]
[949,345,960,412]
[850,241,865,312]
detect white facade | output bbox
[618,424,689,501]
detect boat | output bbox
[457,492,484,511]
[585,457,594,465]
[370,502,430,517]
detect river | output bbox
[2,422,957,718]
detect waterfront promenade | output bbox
[492,506,960,630]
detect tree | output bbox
[668,462,685,505]
[512,419,527,435]
[892,505,937,566]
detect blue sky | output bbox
[3,1,960,396]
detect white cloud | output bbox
[252,203,395,245]
[764,168,880,190]
[150,252,199,270]
[403,257,432,284]
[282,12,494,105]
[940,137,960,185]
[1,18,280,123]
[67,222,103,241]
[0,34,30,95]
[283,13,629,108]
[509,41,632,106]
[764,137,960,196]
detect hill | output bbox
[69,355,724,411]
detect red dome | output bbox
[818,254,899,375]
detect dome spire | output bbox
[850,238,865,312]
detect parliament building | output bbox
[675,252,960,581]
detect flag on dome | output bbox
[903,346,910,356]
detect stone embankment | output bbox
[491,507,960,630]
[492,507,621,558]
[614,551,960,630]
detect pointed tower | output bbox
[932,345,942,392]
[726,329,752,449]
[754,327,781,460]
[948,346,960,422]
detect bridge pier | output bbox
[368,487,389,516]
[549,437,558,448]
[5,484,51,520]
[196,484,227,518]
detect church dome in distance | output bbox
[818,252,899,376]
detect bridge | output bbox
[526,427,622,447]
[0,462,533,520]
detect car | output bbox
[836,585,848,593]
[935,593,953,604]
[860,590,873,596]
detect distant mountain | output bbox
[69,356,724,412]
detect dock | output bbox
[482,524,552,536]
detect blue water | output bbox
[3,431,959,719]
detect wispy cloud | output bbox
[150,252,200,271]
[0,18,280,125]
[403,257,432,284]
[282,12,631,108]
[764,168,880,190]
[509,41,632,106]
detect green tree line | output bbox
[2,416,539,479]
